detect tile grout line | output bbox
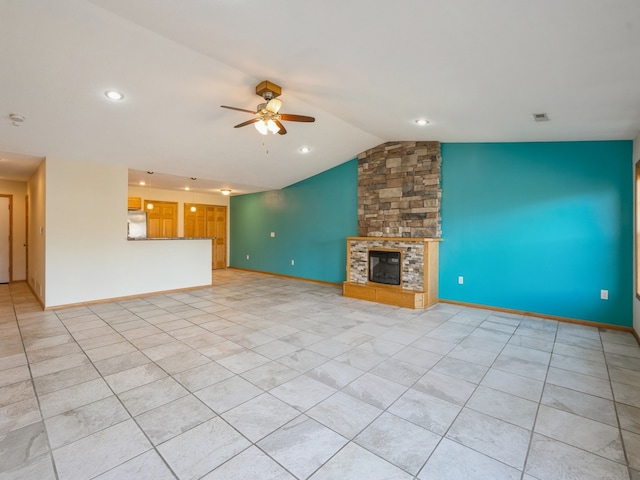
[519,317,558,480]
[414,311,530,478]
[10,283,61,480]
[599,327,635,480]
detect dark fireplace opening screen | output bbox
[368,250,401,286]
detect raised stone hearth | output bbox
[343,237,439,309]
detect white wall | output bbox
[633,133,640,337]
[0,180,27,281]
[44,158,211,308]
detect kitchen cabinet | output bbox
[127,197,142,210]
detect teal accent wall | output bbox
[229,159,358,283]
[440,141,633,326]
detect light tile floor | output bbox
[1,269,640,479]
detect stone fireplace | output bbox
[343,141,442,308]
[358,141,441,238]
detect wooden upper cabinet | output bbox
[128,197,142,210]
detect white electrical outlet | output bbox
[291,259,295,266]
[246,254,250,260]
[458,276,464,285]
[270,232,275,238]
[600,289,609,300]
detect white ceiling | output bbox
[1,0,640,194]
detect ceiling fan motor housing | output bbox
[256,80,282,100]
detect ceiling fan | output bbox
[221,80,315,135]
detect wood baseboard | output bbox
[25,281,45,310]
[228,267,341,287]
[44,283,212,311]
[440,299,636,337]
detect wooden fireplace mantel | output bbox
[342,237,440,309]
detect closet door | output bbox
[206,206,227,269]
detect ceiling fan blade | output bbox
[234,118,260,128]
[279,114,315,123]
[274,120,287,135]
[221,105,256,114]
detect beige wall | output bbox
[0,180,28,281]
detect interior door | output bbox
[184,204,205,238]
[206,206,227,269]
[0,197,11,283]
[145,201,178,238]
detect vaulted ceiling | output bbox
[1,0,639,194]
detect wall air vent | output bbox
[532,113,549,122]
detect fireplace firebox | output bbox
[369,250,401,286]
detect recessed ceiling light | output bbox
[414,119,429,126]
[299,146,311,154]
[138,181,146,186]
[105,90,124,101]
[185,187,190,191]
[532,113,549,122]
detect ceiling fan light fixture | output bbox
[267,119,280,134]
[222,80,315,136]
[255,120,268,135]
[266,98,282,113]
